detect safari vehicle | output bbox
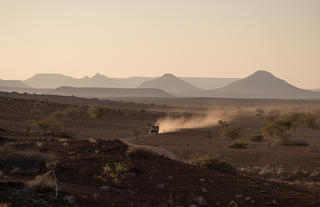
[150,125,159,134]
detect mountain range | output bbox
[23,73,237,90]
[1,71,320,99]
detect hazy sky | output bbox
[0,0,319,88]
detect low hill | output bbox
[0,86,49,94]
[0,79,30,88]
[138,73,201,95]
[201,70,320,99]
[47,86,172,98]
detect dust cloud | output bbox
[156,111,232,133]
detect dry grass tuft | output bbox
[27,172,55,190]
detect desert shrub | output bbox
[88,104,109,119]
[262,117,295,140]
[28,172,55,190]
[96,162,131,185]
[50,110,65,119]
[189,155,236,174]
[279,112,319,129]
[256,108,265,117]
[51,107,81,120]
[127,147,158,159]
[265,109,280,122]
[23,120,36,134]
[250,134,264,142]
[0,147,53,173]
[302,113,319,129]
[220,124,242,139]
[36,118,63,135]
[63,107,81,119]
[282,139,309,147]
[262,112,320,145]
[229,142,248,149]
[36,118,73,137]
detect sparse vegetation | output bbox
[265,109,280,122]
[62,107,81,119]
[218,120,242,139]
[37,118,63,134]
[256,108,265,117]
[97,162,131,185]
[51,107,81,120]
[262,112,320,145]
[28,172,55,190]
[46,160,58,196]
[23,120,36,134]
[88,104,109,119]
[189,155,236,174]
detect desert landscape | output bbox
[1,88,320,206]
[1,1,320,206]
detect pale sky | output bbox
[0,0,319,88]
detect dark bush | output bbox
[229,142,248,149]
[127,148,158,159]
[282,139,309,147]
[0,147,53,173]
[189,155,236,174]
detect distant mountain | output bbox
[47,87,172,98]
[200,71,320,99]
[138,73,201,95]
[23,73,241,90]
[24,73,115,88]
[0,79,30,88]
[181,77,239,89]
[310,89,320,92]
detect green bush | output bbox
[229,142,248,149]
[262,117,295,139]
[189,155,236,174]
[63,107,81,120]
[36,118,73,137]
[51,107,81,120]
[88,104,109,119]
[219,121,242,139]
[37,118,63,135]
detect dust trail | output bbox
[156,111,232,133]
